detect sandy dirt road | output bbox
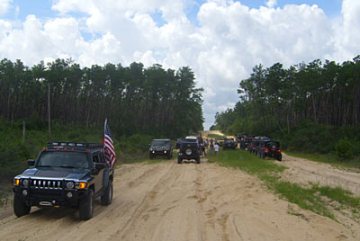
[1,159,359,241]
[281,153,360,195]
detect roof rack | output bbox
[47,142,103,151]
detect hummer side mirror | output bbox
[27,159,35,166]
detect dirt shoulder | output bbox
[281,153,360,196]
[0,160,359,241]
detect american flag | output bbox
[104,119,116,168]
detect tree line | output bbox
[0,58,203,138]
[214,56,360,153]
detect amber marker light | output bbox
[14,179,20,186]
[78,182,87,189]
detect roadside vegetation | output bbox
[0,58,203,139]
[212,57,360,165]
[285,151,360,170]
[208,150,360,220]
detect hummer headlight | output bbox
[22,179,29,187]
[66,181,75,189]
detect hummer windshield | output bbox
[151,140,170,147]
[36,151,90,169]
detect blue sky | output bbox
[6,0,53,19]
[240,0,342,16]
[6,0,343,22]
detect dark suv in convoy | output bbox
[258,140,282,161]
[237,134,253,150]
[13,142,114,220]
[177,138,200,164]
[149,139,173,159]
[249,136,271,154]
[223,138,237,150]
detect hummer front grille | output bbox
[30,179,63,189]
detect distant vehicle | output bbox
[185,136,198,142]
[237,134,253,150]
[149,139,173,159]
[12,142,114,220]
[223,138,237,150]
[178,140,200,164]
[216,137,225,146]
[258,141,282,161]
[249,136,271,154]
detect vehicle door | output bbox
[92,152,105,193]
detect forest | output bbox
[214,56,360,157]
[0,58,204,184]
[0,58,204,138]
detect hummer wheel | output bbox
[101,181,113,206]
[79,189,94,220]
[13,194,31,217]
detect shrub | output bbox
[335,139,354,160]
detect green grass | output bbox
[286,151,360,169]
[208,150,360,220]
[209,150,284,176]
[314,186,360,209]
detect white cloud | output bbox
[332,0,360,60]
[266,0,277,8]
[78,32,123,66]
[0,0,360,129]
[0,0,11,16]
[0,15,53,64]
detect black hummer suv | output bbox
[149,139,173,159]
[13,142,114,220]
[177,139,200,164]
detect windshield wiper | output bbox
[36,165,53,168]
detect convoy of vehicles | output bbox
[12,133,281,220]
[238,134,282,161]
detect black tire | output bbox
[13,195,31,217]
[101,181,113,206]
[79,189,94,220]
[177,158,182,164]
[196,157,200,164]
[277,154,282,161]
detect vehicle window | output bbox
[93,153,100,163]
[98,152,105,163]
[37,151,89,169]
[151,140,170,146]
